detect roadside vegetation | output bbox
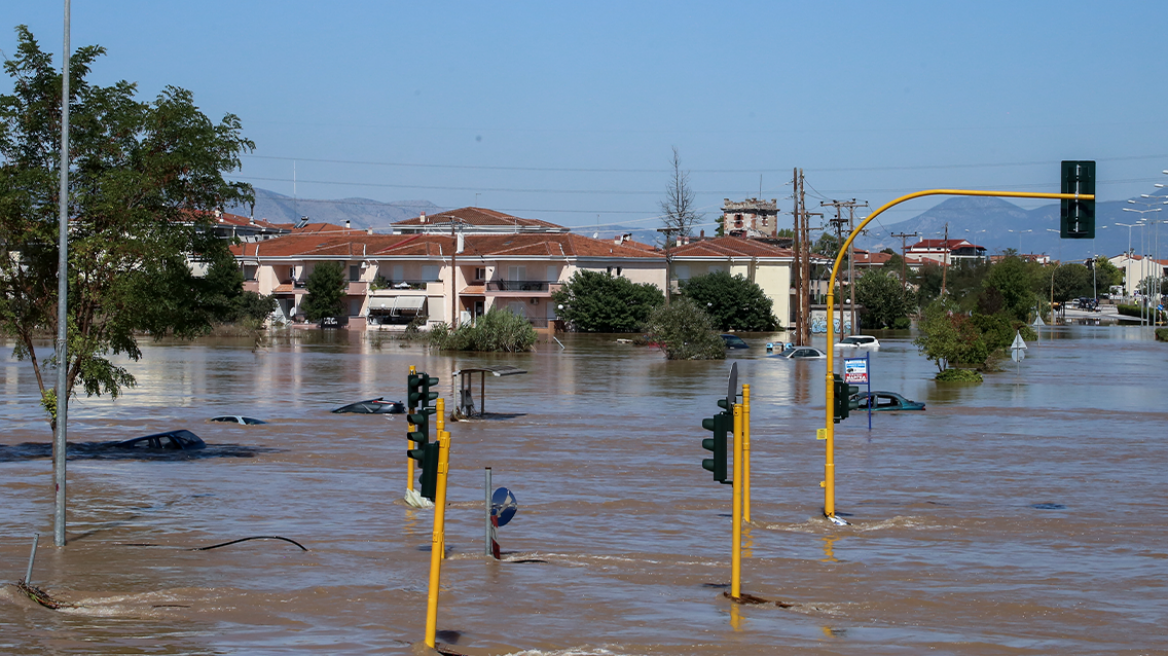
[428,308,536,352]
[551,270,664,332]
[301,262,347,323]
[641,297,725,360]
[679,271,779,331]
[0,27,254,432]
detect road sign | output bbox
[491,487,518,527]
[1010,331,1028,364]
[844,358,868,384]
[726,362,738,410]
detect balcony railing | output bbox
[486,280,556,292]
[373,279,440,291]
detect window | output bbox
[546,265,559,283]
[392,265,404,282]
[349,265,360,282]
[675,265,690,281]
[422,265,440,281]
[509,265,527,281]
[243,265,257,281]
[707,265,725,275]
[474,267,487,281]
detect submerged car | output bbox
[331,398,405,414]
[210,415,268,425]
[720,334,749,349]
[773,346,828,360]
[835,335,881,350]
[851,391,926,412]
[100,429,206,451]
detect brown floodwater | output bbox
[1,327,1166,655]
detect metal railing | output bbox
[486,279,556,292]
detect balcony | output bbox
[374,279,440,291]
[485,280,558,293]
[345,281,369,295]
[242,281,259,293]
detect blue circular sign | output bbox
[491,487,518,527]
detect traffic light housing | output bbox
[1060,160,1095,239]
[701,398,731,483]
[408,440,440,501]
[833,374,857,423]
[408,372,439,409]
[408,408,435,446]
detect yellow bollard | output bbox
[731,403,744,600]
[436,398,446,561]
[742,384,751,524]
[407,365,416,492]
[423,427,451,649]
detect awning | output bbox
[368,295,428,313]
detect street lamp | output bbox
[1045,228,1062,261]
[1007,229,1032,254]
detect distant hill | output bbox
[862,194,1159,262]
[229,188,444,231]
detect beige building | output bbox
[667,236,795,327]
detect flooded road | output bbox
[2,327,1166,655]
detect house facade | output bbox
[1107,252,1168,297]
[721,198,780,238]
[232,208,666,329]
[666,236,794,327]
[906,239,988,265]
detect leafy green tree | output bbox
[1051,263,1092,303]
[813,232,842,258]
[642,297,725,360]
[551,270,664,332]
[1093,256,1123,290]
[854,269,914,329]
[679,270,778,331]
[913,262,945,306]
[913,300,988,373]
[300,262,347,322]
[982,256,1038,321]
[0,27,253,431]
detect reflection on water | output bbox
[2,327,1167,655]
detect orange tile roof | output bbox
[667,236,795,258]
[394,207,565,230]
[231,231,662,260]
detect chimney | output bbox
[345,220,351,229]
[366,227,373,235]
[700,230,705,239]
[420,212,427,223]
[456,233,465,254]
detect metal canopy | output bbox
[451,366,527,418]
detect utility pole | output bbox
[891,231,919,290]
[940,223,950,297]
[658,227,681,305]
[792,169,804,344]
[821,199,868,335]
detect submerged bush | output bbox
[935,368,983,383]
[1156,328,1168,342]
[429,308,537,352]
[641,297,725,360]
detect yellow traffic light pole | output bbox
[731,403,744,600]
[742,385,751,524]
[407,365,416,492]
[424,399,451,649]
[822,189,1094,518]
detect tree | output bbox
[642,297,725,360]
[0,27,253,431]
[300,262,347,322]
[1051,263,1092,303]
[679,271,778,331]
[982,256,1039,321]
[659,147,701,240]
[813,232,842,258]
[1093,256,1123,291]
[913,300,988,373]
[854,269,914,329]
[550,270,664,332]
[429,308,536,352]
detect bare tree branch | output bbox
[659,146,701,242]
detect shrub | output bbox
[935,368,983,383]
[1156,328,1168,342]
[679,271,778,331]
[429,308,537,352]
[641,297,725,360]
[551,270,664,332]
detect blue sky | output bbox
[4,1,1168,235]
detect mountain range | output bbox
[234,188,1166,263]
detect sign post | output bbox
[1010,331,1028,375]
[844,355,871,430]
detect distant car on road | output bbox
[332,398,405,414]
[210,416,268,425]
[834,335,880,350]
[773,346,828,360]
[719,334,749,349]
[851,391,925,412]
[99,429,206,451]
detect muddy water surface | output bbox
[2,327,1166,655]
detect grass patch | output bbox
[936,368,983,383]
